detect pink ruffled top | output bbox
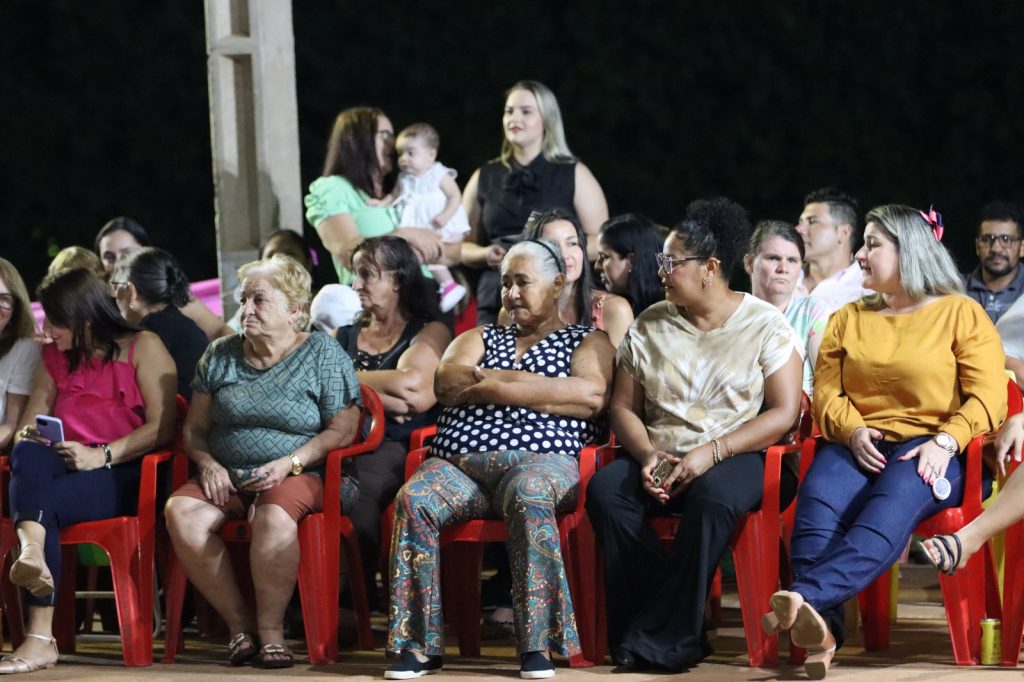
[41,336,146,445]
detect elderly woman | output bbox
[111,247,208,400]
[594,213,667,317]
[3,269,176,675]
[461,80,609,324]
[585,198,803,673]
[95,216,232,341]
[163,255,362,669]
[0,258,39,451]
[331,236,450,610]
[385,240,615,680]
[743,220,831,396]
[765,205,1007,679]
[305,107,450,284]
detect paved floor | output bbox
[18,565,1024,680]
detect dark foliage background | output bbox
[3,1,1023,292]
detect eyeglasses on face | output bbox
[0,294,14,311]
[976,234,1022,247]
[655,252,703,274]
[107,280,129,295]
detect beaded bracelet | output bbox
[711,439,722,466]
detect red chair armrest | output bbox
[409,425,437,451]
[962,433,986,520]
[404,447,429,482]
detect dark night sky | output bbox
[3,1,1023,291]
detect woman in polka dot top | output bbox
[385,239,615,680]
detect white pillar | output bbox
[205,0,301,317]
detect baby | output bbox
[381,122,469,312]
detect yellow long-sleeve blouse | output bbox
[813,295,1007,449]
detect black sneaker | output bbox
[520,651,555,679]
[384,650,443,679]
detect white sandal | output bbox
[0,633,58,675]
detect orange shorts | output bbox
[169,473,323,523]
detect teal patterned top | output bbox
[192,332,362,487]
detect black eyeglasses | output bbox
[655,253,703,274]
[0,294,14,311]
[977,234,1022,247]
[107,280,129,295]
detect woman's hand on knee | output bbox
[198,462,236,506]
[898,438,953,485]
[850,427,886,473]
[53,441,105,471]
[640,450,679,504]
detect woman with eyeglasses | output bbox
[585,198,803,673]
[460,80,609,325]
[110,248,208,401]
[305,107,454,286]
[0,258,40,451]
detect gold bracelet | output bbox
[711,439,722,466]
[723,436,734,458]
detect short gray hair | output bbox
[501,239,566,283]
[237,253,312,330]
[862,204,964,309]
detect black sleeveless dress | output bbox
[474,156,576,323]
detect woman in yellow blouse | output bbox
[762,204,1007,679]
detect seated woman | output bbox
[385,240,615,680]
[744,219,830,396]
[163,255,363,669]
[4,269,176,675]
[585,198,803,673]
[0,258,40,451]
[95,217,233,340]
[519,209,633,347]
[594,213,666,317]
[331,236,450,610]
[765,205,1007,679]
[111,247,208,400]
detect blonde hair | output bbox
[500,80,576,166]
[48,246,104,278]
[237,254,312,330]
[861,204,964,310]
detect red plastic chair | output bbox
[594,393,813,668]
[0,395,187,667]
[397,439,605,667]
[161,385,385,664]
[990,384,1024,666]
[799,379,1020,666]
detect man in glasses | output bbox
[965,201,1024,323]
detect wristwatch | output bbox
[289,453,304,476]
[933,432,958,456]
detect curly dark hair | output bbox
[351,236,440,324]
[671,198,752,277]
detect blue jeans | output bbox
[788,436,987,648]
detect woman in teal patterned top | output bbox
[164,254,363,669]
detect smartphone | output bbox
[35,415,64,444]
[651,458,675,489]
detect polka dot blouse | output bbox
[429,324,600,459]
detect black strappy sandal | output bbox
[927,534,963,575]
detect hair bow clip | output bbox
[919,205,944,241]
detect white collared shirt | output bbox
[795,261,873,313]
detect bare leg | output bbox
[249,504,299,652]
[924,462,1024,571]
[165,496,255,635]
[1,523,59,670]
